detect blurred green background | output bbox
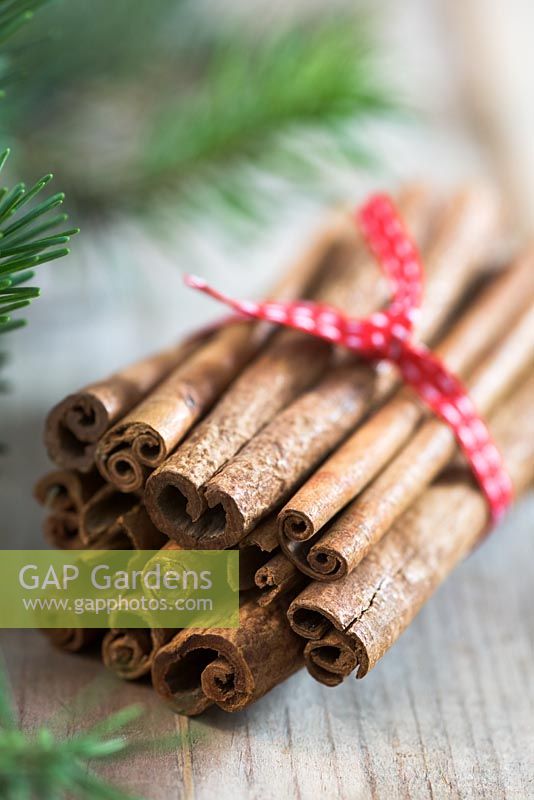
[1,0,395,231]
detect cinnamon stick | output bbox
[304,629,358,687]
[254,552,305,606]
[102,626,175,681]
[239,514,280,555]
[144,188,430,534]
[44,337,202,472]
[288,370,534,686]
[109,504,168,551]
[303,300,533,580]
[189,188,499,547]
[34,469,105,549]
[79,485,140,546]
[236,545,273,592]
[279,253,534,577]
[95,215,355,493]
[235,515,281,590]
[151,598,303,715]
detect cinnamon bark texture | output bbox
[44,338,202,472]
[102,627,175,680]
[303,300,533,580]
[79,485,140,546]
[144,188,430,536]
[289,371,534,685]
[279,255,534,577]
[254,552,305,606]
[191,187,499,547]
[95,215,354,493]
[34,469,105,549]
[235,515,281,589]
[152,598,303,715]
[236,545,273,592]
[109,504,168,550]
[239,514,280,555]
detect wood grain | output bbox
[1,494,533,799]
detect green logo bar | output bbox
[0,550,239,629]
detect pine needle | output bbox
[0,149,77,334]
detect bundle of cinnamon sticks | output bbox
[35,184,534,714]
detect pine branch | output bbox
[3,4,400,228]
[0,658,200,800]
[0,661,144,799]
[132,16,396,221]
[0,148,78,335]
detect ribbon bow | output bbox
[185,194,513,521]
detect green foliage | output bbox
[3,1,398,226]
[0,148,78,335]
[0,661,145,800]
[0,659,202,800]
[0,0,50,94]
[137,17,394,217]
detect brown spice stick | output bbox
[144,188,430,534]
[239,514,280,554]
[79,485,140,546]
[102,627,175,681]
[280,257,534,578]
[304,629,358,687]
[235,515,281,590]
[195,187,499,546]
[236,545,273,592]
[254,552,305,606]
[304,301,534,580]
[151,598,303,715]
[34,469,105,549]
[288,370,534,682]
[278,251,534,549]
[44,337,202,472]
[95,215,354,493]
[109,504,168,551]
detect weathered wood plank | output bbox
[1,495,533,799]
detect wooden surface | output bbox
[1,2,532,792]
[2,493,533,800]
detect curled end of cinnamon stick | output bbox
[287,599,333,640]
[278,508,315,542]
[44,393,109,472]
[307,542,347,580]
[144,469,206,539]
[304,631,358,686]
[151,637,215,716]
[254,552,304,607]
[152,631,254,714]
[202,484,246,547]
[102,629,154,680]
[96,422,165,492]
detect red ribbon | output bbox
[184,194,513,522]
